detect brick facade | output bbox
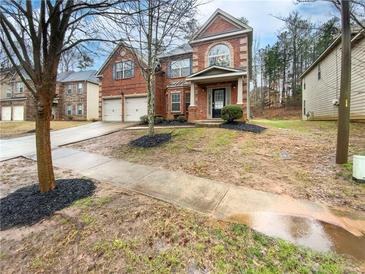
[98,9,252,122]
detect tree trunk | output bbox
[35,94,56,192]
[147,73,155,137]
[336,0,351,164]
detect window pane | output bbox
[170,59,190,77]
[208,44,230,67]
[172,103,180,111]
[116,62,123,71]
[172,93,180,103]
[123,69,132,78]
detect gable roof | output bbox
[190,9,252,44]
[96,42,146,77]
[58,70,98,84]
[300,29,364,79]
[186,65,246,82]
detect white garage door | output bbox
[13,106,24,121]
[103,98,121,121]
[1,106,11,121]
[125,96,147,122]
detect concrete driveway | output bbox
[0,122,127,161]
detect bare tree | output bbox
[336,0,351,164]
[105,0,199,136]
[0,0,129,192]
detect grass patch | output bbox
[0,121,90,138]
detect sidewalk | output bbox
[28,147,365,257]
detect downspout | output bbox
[247,71,250,120]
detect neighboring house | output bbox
[300,30,365,121]
[97,9,253,122]
[57,70,100,121]
[0,68,36,121]
[0,69,99,121]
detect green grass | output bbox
[251,119,337,132]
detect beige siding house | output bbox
[301,30,365,121]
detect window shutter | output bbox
[112,63,116,80]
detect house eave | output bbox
[190,30,252,44]
[186,71,246,83]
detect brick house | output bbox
[97,9,252,122]
[57,70,100,121]
[0,69,99,121]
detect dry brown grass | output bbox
[0,121,90,139]
[69,120,365,211]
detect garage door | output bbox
[125,96,147,122]
[103,98,121,121]
[1,106,11,121]
[13,106,24,121]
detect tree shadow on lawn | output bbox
[0,179,95,231]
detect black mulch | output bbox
[0,179,95,231]
[220,122,267,133]
[129,133,172,148]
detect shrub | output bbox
[140,115,148,124]
[176,115,187,123]
[221,105,243,123]
[154,115,165,124]
[139,115,165,125]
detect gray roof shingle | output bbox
[58,70,98,84]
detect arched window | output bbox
[208,44,230,67]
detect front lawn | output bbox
[70,120,365,211]
[0,158,359,273]
[0,121,90,139]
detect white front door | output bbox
[1,106,11,121]
[125,96,147,122]
[13,106,24,121]
[103,98,121,121]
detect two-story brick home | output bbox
[0,69,99,121]
[97,9,252,122]
[57,70,100,121]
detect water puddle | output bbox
[228,212,365,262]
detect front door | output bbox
[212,88,225,118]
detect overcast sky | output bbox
[196,0,339,47]
[91,0,339,71]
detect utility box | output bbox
[353,155,365,183]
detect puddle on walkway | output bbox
[228,212,365,261]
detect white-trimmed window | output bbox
[115,60,134,79]
[208,44,231,67]
[171,93,181,112]
[77,82,83,93]
[6,89,12,98]
[67,84,72,94]
[16,82,24,93]
[77,103,83,115]
[169,58,191,78]
[66,105,72,115]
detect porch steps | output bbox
[194,119,224,128]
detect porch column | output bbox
[190,82,195,106]
[237,76,243,104]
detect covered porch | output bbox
[186,66,248,122]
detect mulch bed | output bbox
[220,122,267,133]
[129,133,172,148]
[0,179,95,230]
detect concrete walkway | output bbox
[0,122,127,161]
[28,147,365,259]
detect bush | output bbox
[221,105,243,123]
[140,115,148,124]
[139,115,165,125]
[176,115,187,123]
[154,115,165,124]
